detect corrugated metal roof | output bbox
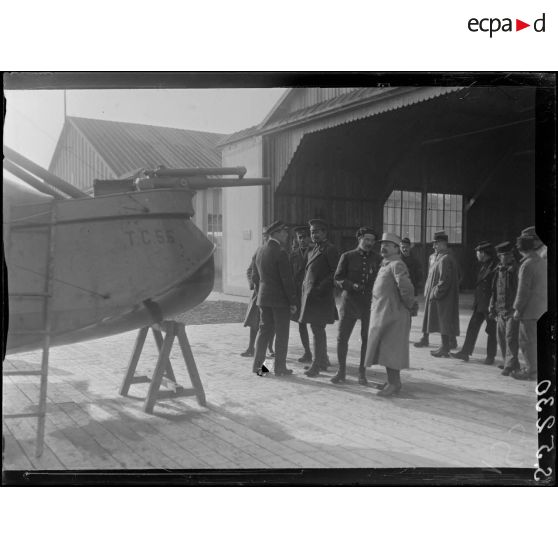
[219,86,466,147]
[67,117,226,177]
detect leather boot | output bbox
[450,350,469,362]
[330,369,346,384]
[304,363,321,377]
[298,352,312,363]
[377,369,401,397]
[358,368,368,385]
[414,335,429,348]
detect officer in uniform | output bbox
[289,225,313,363]
[251,221,298,376]
[299,218,339,377]
[331,227,381,385]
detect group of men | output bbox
[242,219,418,396]
[413,226,547,381]
[241,219,547,396]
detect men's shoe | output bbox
[484,357,495,365]
[449,338,458,350]
[330,372,346,384]
[240,349,254,357]
[377,383,401,397]
[498,364,505,370]
[501,367,513,376]
[414,338,429,348]
[304,366,320,378]
[431,348,450,358]
[450,351,469,362]
[274,368,293,376]
[512,369,536,381]
[255,364,270,376]
[297,352,312,363]
[304,363,329,371]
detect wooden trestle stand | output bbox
[119,321,206,414]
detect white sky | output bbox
[3,88,286,170]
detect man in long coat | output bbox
[331,227,381,385]
[452,241,498,364]
[365,232,417,397]
[289,225,313,363]
[251,221,297,376]
[400,237,423,296]
[299,218,339,377]
[511,232,547,381]
[240,233,274,357]
[422,231,460,358]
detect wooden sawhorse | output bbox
[119,321,206,414]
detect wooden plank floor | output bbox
[2,301,538,470]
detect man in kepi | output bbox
[452,241,498,364]
[511,231,547,381]
[299,219,339,377]
[421,231,460,358]
[289,225,313,363]
[364,232,417,397]
[331,227,380,385]
[251,221,298,376]
[489,241,520,376]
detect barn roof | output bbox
[52,117,226,177]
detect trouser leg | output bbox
[461,311,484,355]
[486,317,497,359]
[268,324,275,352]
[253,306,274,372]
[337,311,357,375]
[497,314,507,361]
[505,316,520,370]
[441,334,450,352]
[310,323,327,368]
[272,307,290,371]
[359,310,371,372]
[299,322,311,355]
[247,326,258,351]
[519,319,537,374]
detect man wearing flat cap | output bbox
[521,226,547,260]
[251,221,298,376]
[452,241,498,364]
[331,227,381,385]
[421,231,461,357]
[510,232,547,381]
[364,232,417,396]
[289,225,313,363]
[489,241,520,375]
[299,219,339,377]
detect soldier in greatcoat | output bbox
[511,232,547,381]
[289,225,313,363]
[299,219,339,377]
[452,241,498,364]
[364,232,417,397]
[331,227,381,385]
[488,241,520,375]
[240,232,275,358]
[421,231,461,357]
[251,221,298,376]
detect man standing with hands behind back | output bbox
[251,221,298,377]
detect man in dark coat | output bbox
[299,219,340,377]
[452,241,498,364]
[422,231,461,358]
[489,241,520,375]
[240,236,275,358]
[400,237,423,296]
[331,227,381,385]
[289,225,313,363]
[251,221,298,376]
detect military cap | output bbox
[400,237,411,245]
[495,241,513,254]
[380,232,402,246]
[264,220,288,236]
[308,218,328,230]
[356,227,377,239]
[475,241,493,252]
[433,230,449,242]
[521,226,539,239]
[293,225,310,235]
